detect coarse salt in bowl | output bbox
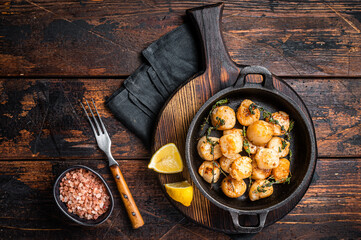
[53,165,114,226]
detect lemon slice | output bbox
[164,181,193,207]
[148,143,183,174]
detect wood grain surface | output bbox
[1,0,361,239]
[109,164,144,229]
[0,77,359,158]
[1,0,361,76]
[0,159,359,239]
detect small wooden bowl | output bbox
[53,165,114,226]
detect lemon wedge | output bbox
[164,181,193,207]
[148,143,183,174]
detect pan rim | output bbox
[185,84,317,214]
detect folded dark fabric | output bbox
[106,22,201,147]
[142,24,201,93]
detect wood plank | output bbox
[0,158,359,239]
[0,78,359,160]
[0,160,184,239]
[0,78,149,160]
[286,78,361,158]
[1,1,361,76]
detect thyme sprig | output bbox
[242,126,251,156]
[210,160,217,187]
[249,103,264,115]
[284,120,295,141]
[242,126,247,137]
[263,110,280,125]
[256,180,273,193]
[289,149,293,160]
[244,138,251,156]
[205,116,225,155]
[248,176,253,188]
[254,175,292,193]
[281,139,287,150]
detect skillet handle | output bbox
[234,66,274,90]
[230,211,269,233]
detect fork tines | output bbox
[81,99,107,137]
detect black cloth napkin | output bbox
[105,23,202,147]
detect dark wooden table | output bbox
[0,1,360,239]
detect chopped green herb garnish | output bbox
[263,110,271,119]
[257,186,267,193]
[215,116,225,126]
[254,175,292,193]
[244,138,251,156]
[281,140,287,150]
[249,103,264,115]
[256,180,273,193]
[248,176,253,188]
[284,120,295,140]
[288,120,295,132]
[281,125,286,132]
[249,103,256,115]
[289,149,292,160]
[284,176,291,184]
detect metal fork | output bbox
[81,99,144,229]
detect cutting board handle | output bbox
[187,2,240,89]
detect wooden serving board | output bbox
[152,3,315,234]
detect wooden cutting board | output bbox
[152,3,314,234]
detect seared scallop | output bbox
[254,148,279,169]
[197,136,222,161]
[219,154,240,173]
[198,161,221,183]
[211,106,236,130]
[267,111,290,136]
[249,179,274,201]
[221,176,247,198]
[219,134,243,157]
[247,120,274,146]
[236,99,260,126]
[223,128,243,138]
[251,159,272,180]
[244,137,259,155]
[272,158,290,183]
[229,156,252,181]
[267,137,290,158]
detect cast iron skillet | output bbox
[185,66,317,233]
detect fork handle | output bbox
[110,164,144,229]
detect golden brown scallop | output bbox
[198,161,221,183]
[249,179,274,201]
[211,106,236,130]
[223,128,243,138]
[247,120,274,146]
[197,136,222,161]
[272,158,290,183]
[267,137,290,158]
[219,154,240,173]
[221,176,247,198]
[219,134,243,157]
[267,111,290,136]
[229,156,253,181]
[236,99,260,126]
[254,148,280,169]
[251,159,272,180]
